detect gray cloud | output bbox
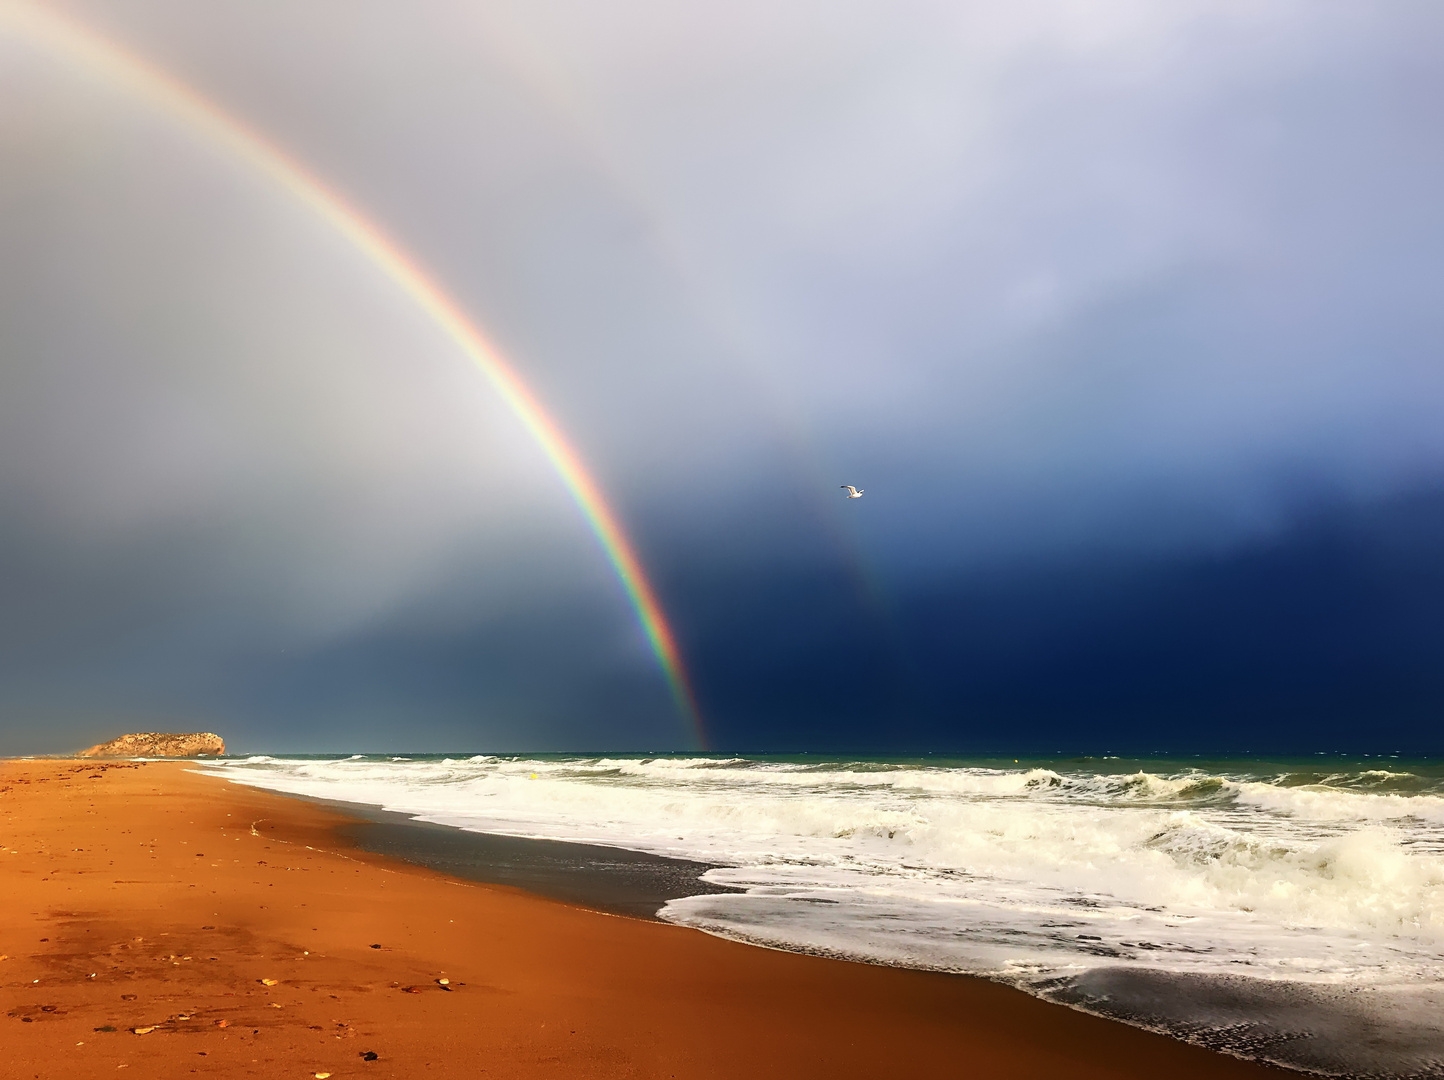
[1,0,1441,748]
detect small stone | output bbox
[361,1051,379,1061]
[314,1073,332,1079]
[131,1026,156,1035]
[214,1020,228,1028]
[259,978,278,986]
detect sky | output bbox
[1,0,1441,754]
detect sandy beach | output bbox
[0,759,1285,1079]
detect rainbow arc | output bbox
[0,1,704,747]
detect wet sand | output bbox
[0,759,1287,1079]
[330,799,744,920]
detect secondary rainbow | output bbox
[0,1,705,747]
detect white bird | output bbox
[841,485,864,499]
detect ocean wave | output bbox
[1232,780,1444,824]
[202,753,1444,986]
[199,752,1444,1076]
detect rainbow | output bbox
[0,1,705,747]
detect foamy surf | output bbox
[203,753,1444,1076]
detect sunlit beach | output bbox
[3,0,1441,1076]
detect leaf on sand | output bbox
[132,1026,157,1035]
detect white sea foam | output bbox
[203,754,1444,996]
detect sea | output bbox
[203,753,1444,1078]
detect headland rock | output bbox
[78,732,226,758]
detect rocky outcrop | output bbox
[78,732,226,758]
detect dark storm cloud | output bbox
[1,0,1441,751]
[678,484,1444,754]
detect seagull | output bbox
[841,485,864,499]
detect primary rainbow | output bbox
[0,1,705,747]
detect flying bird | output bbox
[841,485,864,499]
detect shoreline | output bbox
[0,758,1287,1078]
[299,793,744,921]
[294,788,1444,1078]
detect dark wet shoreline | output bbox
[1041,968,1444,1079]
[300,795,742,920]
[224,779,1444,1078]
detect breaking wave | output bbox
[203,752,1444,1076]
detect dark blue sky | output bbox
[1,0,1441,754]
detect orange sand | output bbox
[0,759,1284,1078]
